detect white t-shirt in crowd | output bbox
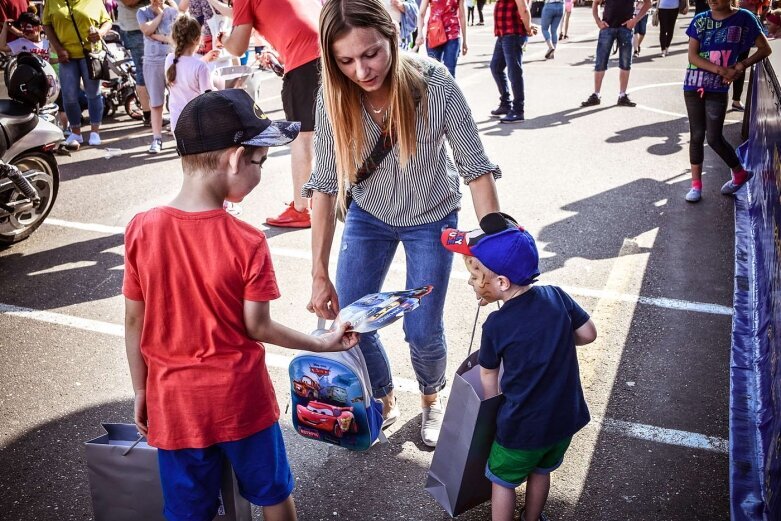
[382,0,403,23]
[8,38,50,60]
[657,0,679,9]
[164,54,215,133]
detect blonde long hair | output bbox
[166,14,201,85]
[319,0,427,213]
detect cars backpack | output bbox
[288,320,385,451]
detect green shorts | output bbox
[485,437,572,489]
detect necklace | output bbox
[364,96,387,115]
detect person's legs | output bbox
[562,6,571,36]
[477,0,486,23]
[427,42,446,64]
[591,29,613,95]
[703,91,741,169]
[523,473,551,521]
[440,37,461,77]
[617,28,634,99]
[262,498,297,521]
[120,28,150,116]
[468,5,474,24]
[290,132,314,211]
[58,60,83,140]
[731,49,750,108]
[540,3,555,47]
[658,8,678,52]
[144,60,166,152]
[491,483,517,521]
[549,3,564,48]
[335,204,399,401]
[78,58,104,134]
[490,37,511,110]
[502,34,526,115]
[684,90,706,200]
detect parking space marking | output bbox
[0,301,728,454]
[42,219,732,316]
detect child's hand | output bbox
[201,49,221,62]
[317,321,359,352]
[134,389,149,436]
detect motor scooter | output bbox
[0,52,64,246]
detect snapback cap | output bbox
[441,212,540,286]
[175,89,301,156]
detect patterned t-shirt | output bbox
[684,9,763,92]
[430,0,462,41]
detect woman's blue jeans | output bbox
[59,58,103,128]
[335,203,458,397]
[427,37,461,77]
[540,2,564,46]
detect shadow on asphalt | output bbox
[477,105,613,136]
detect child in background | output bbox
[766,10,781,38]
[441,213,597,521]
[0,12,50,59]
[124,89,359,521]
[165,14,215,134]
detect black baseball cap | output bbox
[175,89,300,156]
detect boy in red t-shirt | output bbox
[123,89,358,521]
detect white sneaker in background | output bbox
[88,132,101,146]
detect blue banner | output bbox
[731,59,781,520]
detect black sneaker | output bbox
[499,110,524,123]
[581,93,601,107]
[490,104,511,117]
[617,94,637,107]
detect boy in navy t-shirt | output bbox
[441,213,597,521]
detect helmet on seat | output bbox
[6,52,60,108]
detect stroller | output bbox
[100,30,143,120]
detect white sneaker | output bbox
[147,137,163,154]
[421,402,444,447]
[381,397,400,429]
[63,133,83,150]
[88,132,101,146]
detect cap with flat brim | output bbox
[241,120,301,148]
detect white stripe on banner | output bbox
[1,301,729,454]
[42,219,733,316]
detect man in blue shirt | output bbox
[441,212,597,521]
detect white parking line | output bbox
[0,301,728,454]
[43,218,732,316]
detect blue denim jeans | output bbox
[335,203,458,397]
[119,28,145,85]
[490,34,526,113]
[594,27,633,71]
[427,37,461,77]
[540,2,564,46]
[59,58,104,127]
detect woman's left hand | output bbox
[462,41,468,55]
[415,33,425,48]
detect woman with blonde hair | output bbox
[304,0,501,448]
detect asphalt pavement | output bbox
[0,6,760,520]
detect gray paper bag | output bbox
[85,423,251,521]
[425,351,503,517]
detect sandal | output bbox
[732,101,745,112]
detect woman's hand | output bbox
[201,49,221,62]
[462,40,468,55]
[415,33,425,48]
[308,275,340,320]
[87,30,101,43]
[57,47,70,63]
[133,389,148,436]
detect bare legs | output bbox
[491,473,551,521]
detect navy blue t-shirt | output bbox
[479,285,591,450]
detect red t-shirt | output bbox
[123,207,281,450]
[1,0,29,21]
[232,0,320,73]
[430,0,462,41]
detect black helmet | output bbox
[6,52,58,108]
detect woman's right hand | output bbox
[308,275,340,320]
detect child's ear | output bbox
[496,275,512,291]
[226,146,244,174]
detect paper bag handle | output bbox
[466,301,500,356]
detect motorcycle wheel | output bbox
[0,152,60,246]
[125,93,144,121]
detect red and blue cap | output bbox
[441,212,540,286]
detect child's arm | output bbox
[480,366,500,398]
[244,300,359,353]
[0,21,12,53]
[124,298,149,436]
[574,318,597,346]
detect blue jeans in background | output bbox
[427,37,461,77]
[59,58,104,128]
[490,34,526,114]
[540,2,564,46]
[335,203,458,397]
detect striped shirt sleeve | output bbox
[302,91,339,197]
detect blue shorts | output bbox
[594,27,633,71]
[119,28,145,86]
[634,14,648,35]
[157,423,294,521]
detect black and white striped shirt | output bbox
[302,56,502,227]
